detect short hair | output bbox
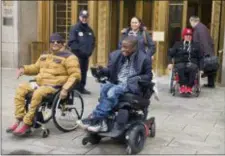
[189,16,200,22]
[122,36,138,48]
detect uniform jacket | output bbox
[168,41,204,70]
[193,22,214,56]
[118,28,156,57]
[23,50,81,91]
[68,22,95,59]
[100,50,153,95]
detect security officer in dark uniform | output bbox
[68,10,95,94]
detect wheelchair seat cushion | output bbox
[118,93,150,110]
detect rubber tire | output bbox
[89,134,102,145]
[52,91,84,132]
[126,125,146,155]
[150,122,156,137]
[82,137,89,145]
[41,129,50,138]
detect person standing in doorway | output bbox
[68,10,96,94]
[189,16,216,88]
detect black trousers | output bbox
[206,72,216,87]
[175,63,198,87]
[77,57,89,90]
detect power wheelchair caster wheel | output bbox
[150,122,156,137]
[41,129,50,138]
[126,125,146,154]
[82,137,89,145]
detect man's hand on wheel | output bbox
[16,68,24,79]
[60,89,68,99]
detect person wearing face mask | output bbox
[167,28,203,94]
[76,36,152,132]
[118,17,155,60]
[68,10,96,94]
[6,33,81,136]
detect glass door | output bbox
[53,0,71,42]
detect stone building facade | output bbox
[1,0,225,83]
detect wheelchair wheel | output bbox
[32,102,53,128]
[52,90,84,132]
[169,70,174,93]
[126,124,146,155]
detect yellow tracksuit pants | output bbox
[14,82,57,125]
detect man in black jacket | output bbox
[189,16,215,88]
[68,10,95,94]
[168,28,203,94]
[77,36,153,132]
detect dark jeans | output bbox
[175,62,198,87]
[77,57,89,90]
[92,83,126,118]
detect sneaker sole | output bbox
[76,121,89,130]
[87,127,100,132]
[13,130,32,137]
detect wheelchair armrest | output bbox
[138,80,155,89]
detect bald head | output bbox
[121,36,138,56]
[189,16,200,28]
[123,36,138,48]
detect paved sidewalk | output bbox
[1,68,224,155]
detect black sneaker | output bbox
[203,84,215,88]
[80,89,91,95]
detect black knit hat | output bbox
[49,33,64,42]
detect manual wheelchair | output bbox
[81,67,156,155]
[169,67,201,97]
[24,80,84,138]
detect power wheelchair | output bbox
[24,80,84,138]
[169,66,201,97]
[81,67,156,155]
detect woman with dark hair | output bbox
[118,16,156,59]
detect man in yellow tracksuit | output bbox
[6,33,81,136]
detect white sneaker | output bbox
[76,119,92,129]
[87,120,108,132]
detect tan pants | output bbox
[14,82,56,125]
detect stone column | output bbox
[2,1,19,68]
[88,1,98,66]
[210,1,222,55]
[96,1,110,66]
[135,1,143,19]
[152,1,169,76]
[18,1,38,66]
[221,27,225,86]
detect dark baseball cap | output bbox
[79,10,89,18]
[49,33,64,42]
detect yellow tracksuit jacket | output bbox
[14,50,81,125]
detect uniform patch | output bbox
[40,57,46,61]
[78,32,84,36]
[53,58,62,64]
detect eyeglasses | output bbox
[50,41,63,44]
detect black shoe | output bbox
[79,89,91,94]
[203,84,215,88]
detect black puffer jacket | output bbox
[168,41,204,69]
